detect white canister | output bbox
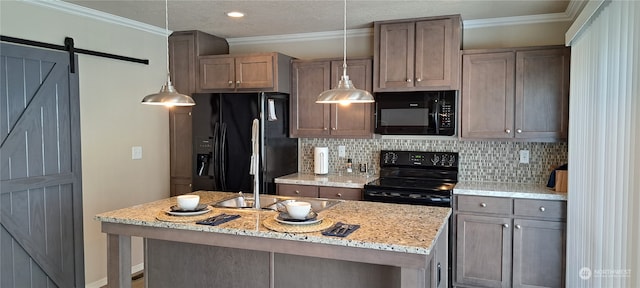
[314,147,329,174]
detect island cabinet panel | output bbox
[168,30,229,196]
[290,58,373,138]
[274,254,400,288]
[461,46,570,141]
[198,52,292,93]
[453,195,567,288]
[374,15,461,92]
[146,239,271,288]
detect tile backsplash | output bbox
[299,138,567,184]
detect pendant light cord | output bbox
[164,0,171,82]
[342,0,347,79]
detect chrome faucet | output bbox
[250,119,260,209]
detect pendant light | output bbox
[316,0,374,104]
[141,0,195,106]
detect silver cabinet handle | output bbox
[323,127,328,130]
[294,190,300,194]
[540,207,546,212]
[515,224,521,229]
[228,80,233,85]
[337,193,343,198]
[332,127,336,130]
[503,224,509,228]
[406,79,412,83]
[236,80,241,84]
[416,78,422,82]
[505,129,511,134]
[517,129,522,133]
[480,202,487,207]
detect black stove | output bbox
[364,150,458,207]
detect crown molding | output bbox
[25,0,167,36]
[464,12,573,29]
[227,28,372,45]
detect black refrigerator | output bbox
[191,93,297,195]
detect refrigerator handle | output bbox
[212,123,220,190]
[220,122,227,191]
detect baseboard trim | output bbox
[85,263,144,288]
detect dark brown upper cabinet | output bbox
[198,52,292,93]
[374,15,462,92]
[290,58,373,138]
[461,46,570,141]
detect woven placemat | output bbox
[156,206,216,223]
[262,216,334,233]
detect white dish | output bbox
[165,207,210,216]
[274,214,323,225]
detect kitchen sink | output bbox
[213,194,342,212]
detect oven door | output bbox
[363,186,452,207]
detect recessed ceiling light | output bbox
[227,11,245,18]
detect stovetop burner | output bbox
[363,150,459,207]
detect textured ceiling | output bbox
[64,0,573,39]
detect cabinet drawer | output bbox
[277,184,318,198]
[514,199,566,219]
[319,187,362,201]
[457,195,512,215]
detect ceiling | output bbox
[63,0,575,39]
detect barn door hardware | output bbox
[1,35,149,73]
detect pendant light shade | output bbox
[141,0,195,107]
[141,76,195,106]
[316,0,374,104]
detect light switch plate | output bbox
[338,146,346,157]
[519,150,529,164]
[132,146,143,160]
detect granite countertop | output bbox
[275,173,377,189]
[95,191,450,255]
[454,181,567,201]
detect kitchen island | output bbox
[96,191,450,288]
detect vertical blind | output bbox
[566,1,639,287]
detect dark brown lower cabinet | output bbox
[277,183,363,201]
[512,219,566,288]
[453,196,566,288]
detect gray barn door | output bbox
[0,43,84,287]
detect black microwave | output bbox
[374,91,456,135]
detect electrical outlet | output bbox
[338,145,346,157]
[132,146,143,160]
[519,150,529,164]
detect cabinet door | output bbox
[290,61,331,137]
[414,18,458,90]
[377,22,415,90]
[277,184,319,198]
[169,107,193,196]
[235,55,274,90]
[455,214,511,288]
[512,219,566,288]
[330,59,373,137]
[318,187,362,201]
[199,56,235,90]
[461,52,516,138]
[515,48,570,139]
[169,33,196,95]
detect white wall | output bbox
[1,1,170,286]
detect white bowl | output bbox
[176,195,200,210]
[285,201,312,220]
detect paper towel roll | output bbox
[314,147,329,175]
